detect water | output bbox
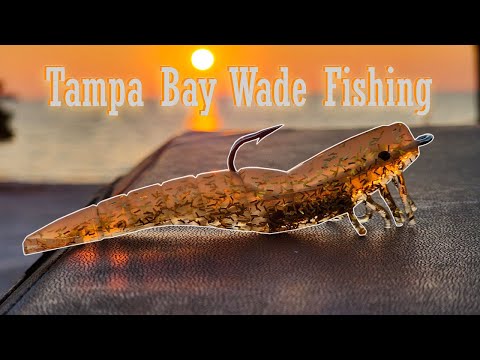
[0,92,476,184]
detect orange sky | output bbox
[0,45,476,99]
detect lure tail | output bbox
[23,185,164,255]
[23,205,104,255]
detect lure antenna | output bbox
[227,124,284,172]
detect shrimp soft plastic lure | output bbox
[23,122,433,255]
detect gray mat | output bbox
[1,125,479,314]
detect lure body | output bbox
[23,122,433,255]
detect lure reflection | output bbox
[23,122,434,255]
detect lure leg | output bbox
[409,196,418,212]
[330,214,346,222]
[396,174,417,213]
[357,202,373,224]
[347,210,367,236]
[365,195,392,229]
[393,174,416,225]
[380,184,405,226]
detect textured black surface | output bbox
[2,125,480,314]
[0,183,104,298]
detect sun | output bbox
[191,49,214,71]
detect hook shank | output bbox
[227,124,283,172]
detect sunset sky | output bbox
[0,45,476,99]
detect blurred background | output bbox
[0,45,476,183]
[0,45,477,296]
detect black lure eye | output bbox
[378,151,391,161]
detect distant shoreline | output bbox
[0,94,477,184]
